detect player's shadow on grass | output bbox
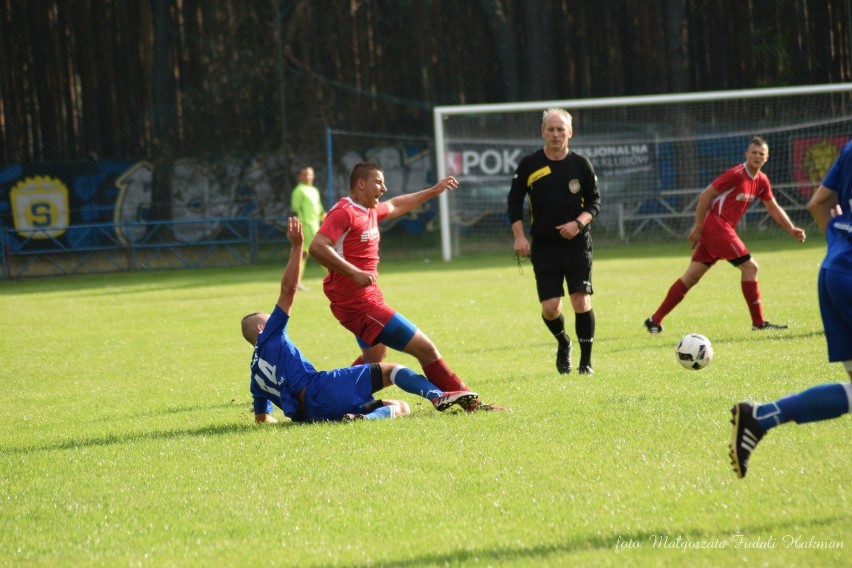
[4,421,300,456]
[9,408,451,455]
[605,329,826,356]
[90,400,241,422]
[341,515,846,568]
[746,329,826,342]
[689,329,826,348]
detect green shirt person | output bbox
[290,167,325,287]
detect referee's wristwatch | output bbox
[575,219,586,232]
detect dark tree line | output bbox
[1,0,850,166]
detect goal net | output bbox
[433,84,852,260]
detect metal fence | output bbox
[1,216,290,279]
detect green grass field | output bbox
[1,236,849,567]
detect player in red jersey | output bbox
[644,137,806,334]
[309,162,504,412]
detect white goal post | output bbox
[433,83,852,261]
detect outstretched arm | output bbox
[384,176,458,219]
[276,216,305,313]
[765,198,806,242]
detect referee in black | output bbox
[508,108,601,375]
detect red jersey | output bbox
[706,163,774,227]
[317,197,389,305]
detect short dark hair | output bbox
[349,162,383,189]
[749,136,768,149]
[241,312,264,345]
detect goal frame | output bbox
[433,82,852,261]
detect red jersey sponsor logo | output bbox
[360,227,379,242]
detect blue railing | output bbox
[1,216,290,279]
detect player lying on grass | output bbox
[241,217,477,423]
[729,140,852,478]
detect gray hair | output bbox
[542,108,573,128]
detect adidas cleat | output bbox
[729,402,766,479]
[432,391,478,412]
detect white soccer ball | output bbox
[676,333,713,370]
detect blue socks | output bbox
[390,365,442,400]
[755,383,851,431]
[354,366,444,420]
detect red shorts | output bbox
[329,290,396,346]
[692,214,749,265]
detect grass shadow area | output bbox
[346,514,848,567]
[4,422,273,455]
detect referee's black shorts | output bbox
[530,234,593,302]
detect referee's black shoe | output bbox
[556,340,572,374]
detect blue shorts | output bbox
[302,364,383,421]
[355,311,418,351]
[818,267,852,363]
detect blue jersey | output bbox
[249,305,316,419]
[820,140,852,272]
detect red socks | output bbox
[423,359,468,392]
[741,280,763,327]
[652,279,689,324]
[653,278,764,327]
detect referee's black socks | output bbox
[575,309,595,367]
[542,314,570,346]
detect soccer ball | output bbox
[676,334,713,370]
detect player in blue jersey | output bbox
[241,217,476,423]
[729,140,852,478]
